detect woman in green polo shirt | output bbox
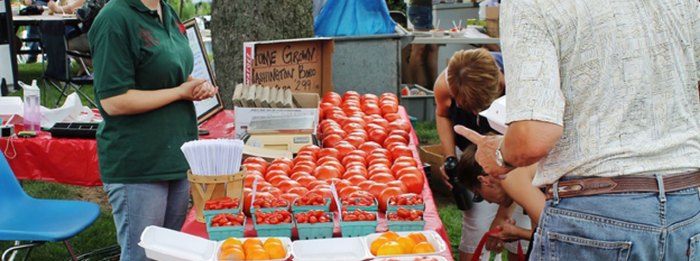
[88,0,217,260]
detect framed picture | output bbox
[183,18,223,124]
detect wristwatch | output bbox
[495,141,514,168]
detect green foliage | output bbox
[167,0,197,21]
[414,121,440,145]
[10,63,96,108]
[195,2,211,16]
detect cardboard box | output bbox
[234,92,320,139]
[243,38,334,96]
[485,6,499,38]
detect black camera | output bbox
[444,156,473,211]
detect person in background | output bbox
[406,0,437,89]
[88,0,217,259]
[433,48,505,261]
[457,144,546,260]
[457,0,700,259]
[47,0,88,52]
[22,0,47,63]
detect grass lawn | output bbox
[2,63,463,260]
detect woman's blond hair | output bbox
[446,48,501,113]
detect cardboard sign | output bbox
[244,38,334,95]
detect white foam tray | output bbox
[139,226,217,261]
[291,237,368,261]
[290,230,447,261]
[479,95,507,135]
[364,231,447,259]
[371,256,448,261]
[138,226,293,261]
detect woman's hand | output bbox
[192,81,218,101]
[178,76,207,101]
[493,219,521,242]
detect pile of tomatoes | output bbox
[254,209,292,225]
[294,210,332,224]
[294,193,327,206]
[210,213,245,227]
[341,209,377,222]
[204,197,239,210]
[239,91,426,217]
[387,207,424,222]
[252,193,288,209]
[388,193,424,207]
[340,190,376,207]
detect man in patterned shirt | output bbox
[456,0,700,259]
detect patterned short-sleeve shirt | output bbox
[501,0,700,186]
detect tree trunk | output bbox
[211,0,314,109]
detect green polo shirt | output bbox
[89,0,196,183]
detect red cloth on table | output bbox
[0,110,236,186]
[180,107,454,260]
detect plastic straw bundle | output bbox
[180,139,245,175]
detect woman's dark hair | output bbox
[456,144,486,190]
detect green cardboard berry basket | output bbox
[339,220,378,238]
[342,198,378,212]
[294,214,334,240]
[205,215,245,241]
[252,210,293,237]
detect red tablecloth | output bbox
[0,110,236,186]
[180,107,454,261]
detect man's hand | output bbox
[438,165,453,190]
[454,125,512,178]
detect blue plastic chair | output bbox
[0,155,100,261]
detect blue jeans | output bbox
[104,179,190,261]
[530,176,700,261]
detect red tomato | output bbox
[383,113,401,123]
[298,144,321,157]
[342,117,367,129]
[396,166,422,178]
[243,157,268,169]
[368,128,388,144]
[362,93,379,103]
[267,163,291,175]
[368,158,393,169]
[380,102,398,115]
[345,149,368,160]
[390,145,414,159]
[379,187,403,211]
[386,180,408,193]
[357,180,376,191]
[267,175,291,187]
[335,142,357,159]
[390,161,414,177]
[322,134,343,148]
[342,154,367,167]
[264,169,288,181]
[243,163,266,174]
[393,156,417,166]
[384,135,408,147]
[388,129,409,141]
[293,154,316,165]
[399,173,425,194]
[343,91,361,101]
[388,119,411,133]
[362,103,382,115]
[357,142,382,156]
[277,180,301,193]
[368,165,392,178]
[293,174,315,187]
[343,166,369,179]
[339,186,360,198]
[368,183,389,198]
[345,175,368,186]
[322,92,342,106]
[343,135,365,149]
[291,164,315,176]
[318,148,340,159]
[287,186,310,197]
[369,118,390,130]
[280,193,300,206]
[317,156,341,166]
[369,173,396,184]
[314,165,341,180]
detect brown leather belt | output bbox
[544,171,700,200]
